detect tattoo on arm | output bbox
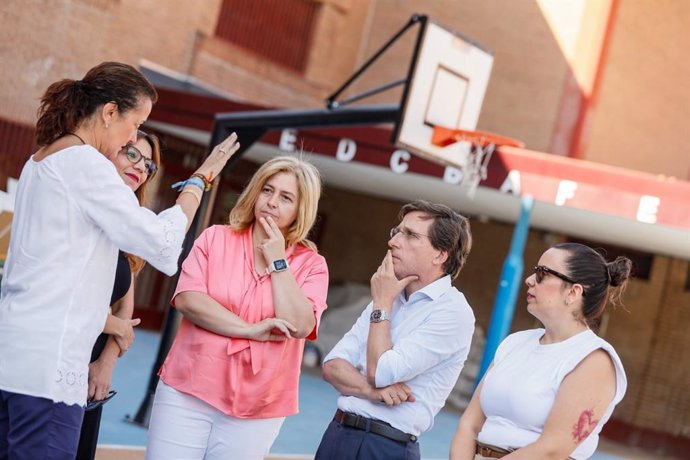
[571,409,599,443]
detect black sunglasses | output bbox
[534,265,578,285]
[85,390,117,411]
[120,145,158,177]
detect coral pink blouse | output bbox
[159,225,329,418]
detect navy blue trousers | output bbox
[0,390,84,460]
[315,419,420,460]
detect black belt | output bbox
[334,409,418,443]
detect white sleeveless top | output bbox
[478,328,626,459]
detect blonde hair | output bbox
[228,155,322,250]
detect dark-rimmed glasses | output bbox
[85,390,117,411]
[534,265,578,285]
[120,144,157,177]
[390,227,430,241]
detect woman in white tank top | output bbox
[450,243,632,460]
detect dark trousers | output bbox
[75,406,102,460]
[75,334,108,460]
[0,389,84,460]
[315,419,420,460]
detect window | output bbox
[215,0,319,72]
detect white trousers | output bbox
[145,381,285,460]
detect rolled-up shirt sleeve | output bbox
[66,147,187,276]
[374,303,474,388]
[323,302,372,367]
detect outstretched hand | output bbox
[246,317,297,342]
[194,132,240,182]
[370,250,418,307]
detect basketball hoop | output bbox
[431,126,524,198]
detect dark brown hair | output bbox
[399,200,472,280]
[554,242,633,328]
[35,62,157,146]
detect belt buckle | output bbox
[477,445,495,458]
[354,414,365,428]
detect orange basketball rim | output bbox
[432,126,525,148]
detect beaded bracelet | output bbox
[190,173,213,192]
[171,176,205,193]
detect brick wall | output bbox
[581,1,690,178]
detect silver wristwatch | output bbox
[370,309,390,323]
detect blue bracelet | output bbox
[171,176,205,193]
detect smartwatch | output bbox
[268,258,289,273]
[370,309,390,323]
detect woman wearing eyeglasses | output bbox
[75,130,161,460]
[0,62,238,458]
[450,243,631,460]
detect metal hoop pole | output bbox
[325,14,427,109]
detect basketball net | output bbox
[431,126,524,198]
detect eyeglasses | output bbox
[390,227,430,241]
[534,265,578,285]
[85,390,117,411]
[120,145,157,177]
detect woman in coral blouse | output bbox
[146,155,329,460]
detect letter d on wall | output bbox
[336,138,357,162]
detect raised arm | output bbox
[174,133,240,230]
[502,349,617,459]
[69,133,240,277]
[366,250,417,385]
[257,216,328,338]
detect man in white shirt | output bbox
[314,200,476,460]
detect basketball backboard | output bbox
[395,21,494,169]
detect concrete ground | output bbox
[95,330,677,460]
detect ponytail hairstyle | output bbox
[35,62,157,146]
[124,130,162,275]
[554,242,633,328]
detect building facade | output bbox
[1,0,689,454]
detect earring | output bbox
[105,123,109,129]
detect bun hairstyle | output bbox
[35,61,157,146]
[554,242,633,328]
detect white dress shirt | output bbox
[324,275,475,436]
[0,145,187,406]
